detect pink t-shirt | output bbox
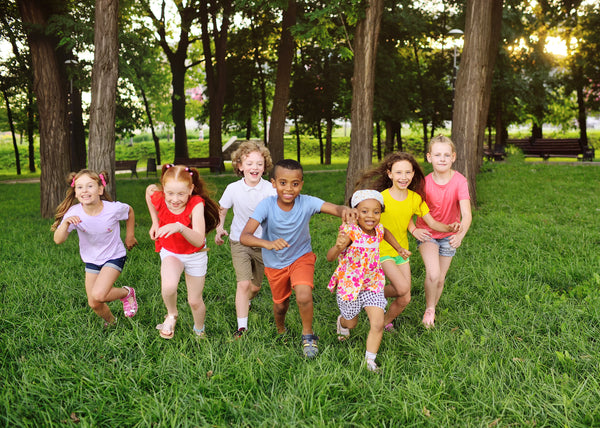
[416,171,470,239]
[63,201,130,265]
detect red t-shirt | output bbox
[151,191,205,254]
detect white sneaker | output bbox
[336,315,350,341]
[365,358,379,372]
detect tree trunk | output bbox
[18,0,70,218]
[451,0,503,206]
[140,86,161,165]
[345,0,384,201]
[385,120,394,155]
[268,0,297,164]
[88,0,119,199]
[325,116,333,165]
[576,81,588,146]
[70,85,87,171]
[294,114,301,162]
[170,55,189,160]
[375,121,381,161]
[26,87,36,173]
[317,121,324,164]
[2,90,21,175]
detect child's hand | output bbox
[149,223,159,240]
[268,238,289,251]
[125,235,138,250]
[335,229,351,250]
[449,234,463,249]
[448,222,461,233]
[411,228,431,242]
[64,216,82,226]
[397,247,412,259]
[214,227,228,245]
[341,207,358,224]
[157,222,185,239]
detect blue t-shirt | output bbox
[251,194,324,269]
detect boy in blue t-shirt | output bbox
[240,159,354,358]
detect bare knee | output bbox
[188,296,205,312]
[237,280,251,293]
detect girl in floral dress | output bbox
[326,190,410,372]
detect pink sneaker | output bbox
[121,286,138,318]
[422,307,435,328]
[384,323,395,332]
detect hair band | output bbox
[351,189,384,208]
[71,178,75,187]
[99,174,107,187]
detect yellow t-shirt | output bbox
[379,188,429,257]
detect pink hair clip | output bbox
[185,167,193,176]
[99,174,107,187]
[70,178,76,187]
[166,164,174,169]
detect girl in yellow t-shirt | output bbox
[356,152,459,330]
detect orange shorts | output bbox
[264,252,316,304]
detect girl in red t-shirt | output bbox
[146,164,220,339]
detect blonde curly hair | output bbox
[230,141,273,177]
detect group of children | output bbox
[51,136,471,372]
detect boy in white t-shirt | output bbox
[215,141,276,338]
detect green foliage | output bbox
[1,159,600,425]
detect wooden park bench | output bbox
[483,144,506,161]
[173,156,224,173]
[115,160,138,178]
[507,138,595,161]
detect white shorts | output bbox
[159,248,208,277]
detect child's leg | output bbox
[295,284,314,335]
[84,268,126,323]
[419,241,443,310]
[273,298,290,334]
[161,256,184,316]
[382,261,411,325]
[364,306,385,354]
[185,273,206,330]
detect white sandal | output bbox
[156,314,177,339]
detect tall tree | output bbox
[451,0,503,205]
[268,0,297,164]
[17,0,70,218]
[88,0,119,198]
[344,0,384,201]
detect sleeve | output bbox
[219,184,234,209]
[342,222,360,242]
[250,197,269,223]
[63,205,78,233]
[309,195,325,214]
[150,191,163,210]
[457,175,471,201]
[113,201,131,221]
[414,193,430,218]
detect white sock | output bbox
[365,350,377,361]
[237,317,248,330]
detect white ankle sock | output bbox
[365,350,377,361]
[237,317,248,330]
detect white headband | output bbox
[351,189,384,208]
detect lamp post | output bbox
[448,29,463,108]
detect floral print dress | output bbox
[328,223,385,301]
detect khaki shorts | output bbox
[264,252,316,304]
[230,240,265,285]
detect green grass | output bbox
[1,156,600,426]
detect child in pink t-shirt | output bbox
[412,136,472,328]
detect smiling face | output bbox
[163,178,193,214]
[73,174,104,206]
[356,198,382,234]
[427,141,456,173]
[387,160,415,191]
[238,151,266,186]
[271,167,303,210]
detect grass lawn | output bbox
[1,155,599,426]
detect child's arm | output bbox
[214,206,229,245]
[53,216,80,245]
[124,206,138,250]
[383,227,412,259]
[320,202,358,223]
[145,184,160,240]
[449,200,472,249]
[240,218,289,251]
[421,213,460,234]
[326,228,351,262]
[408,219,432,242]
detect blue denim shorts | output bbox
[417,236,456,257]
[85,255,127,274]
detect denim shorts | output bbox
[85,256,127,274]
[417,236,456,257]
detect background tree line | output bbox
[1,0,599,216]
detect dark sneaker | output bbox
[301,334,319,358]
[233,327,246,339]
